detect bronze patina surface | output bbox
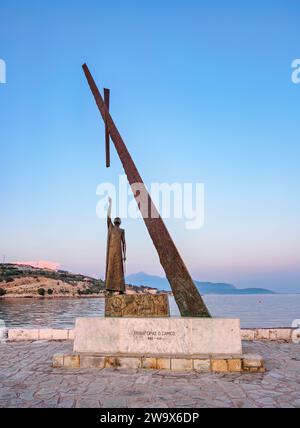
[105,294,170,317]
[82,63,210,317]
[104,88,110,168]
[105,197,126,292]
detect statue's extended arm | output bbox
[107,197,112,228]
[122,230,126,262]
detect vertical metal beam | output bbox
[104,88,110,168]
[82,63,210,317]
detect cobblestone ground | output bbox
[0,341,299,408]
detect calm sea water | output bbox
[0,294,299,328]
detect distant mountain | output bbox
[0,264,163,298]
[126,272,170,291]
[126,272,276,295]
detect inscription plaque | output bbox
[74,317,242,356]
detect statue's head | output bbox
[114,217,121,227]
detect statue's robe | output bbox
[105,217,125,292]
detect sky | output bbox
[0,0,299,292]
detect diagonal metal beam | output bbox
[82,63,210,317]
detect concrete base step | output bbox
[52,352,265,373]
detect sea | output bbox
[0,294,300,329]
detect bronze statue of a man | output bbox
[105,197,126,294]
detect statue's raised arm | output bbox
[107,196,112,228]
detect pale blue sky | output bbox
[0,0,299,292]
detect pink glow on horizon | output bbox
[13,260,60,270]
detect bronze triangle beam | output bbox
[82,63,210,317]
[104,88,110,168]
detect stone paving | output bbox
[0,340,299,408]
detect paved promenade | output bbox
[0,340,299,408]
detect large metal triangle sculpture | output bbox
[83,64,210,317]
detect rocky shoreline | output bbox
[0,293,105,299]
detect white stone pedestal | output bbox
[73,317,242,356]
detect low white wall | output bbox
[1,327,298,342]
[4,328,75,341]
[241,328,297,341]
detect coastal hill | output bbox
[126,272,276,295]
[0,263,105,298]
[0,264,275,298]
[0,264,164,298]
